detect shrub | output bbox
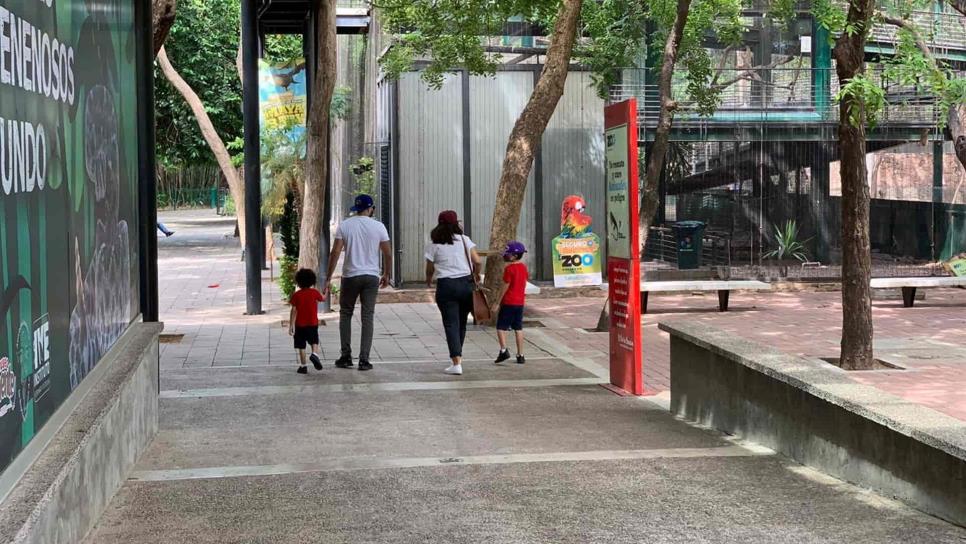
[278,255,299,300]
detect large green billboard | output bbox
[0,0,141,475]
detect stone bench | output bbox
[602,280,771,313]
[870,276,966,307]
[659,321,966,526]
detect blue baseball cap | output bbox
[502,240,527,257]
[351,194,374,212]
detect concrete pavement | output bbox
[84,210,966,542]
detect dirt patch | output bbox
[159,334,184,344]
[819,357,905,371]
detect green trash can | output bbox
[672,221,705,270]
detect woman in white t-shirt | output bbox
[424,210,481,376]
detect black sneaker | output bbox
[309,354,323,370]
[358,360,373,371]
[296,365,308,374]
[516,355,526,365]
[335,356,354,368]
[494,349,511,364]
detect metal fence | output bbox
[611,66,946,127]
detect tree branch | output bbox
[881,15,932,59]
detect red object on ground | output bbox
[207,284,220,288]
[289,288,325,327]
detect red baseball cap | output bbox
[438,210,459,225]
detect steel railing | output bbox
[610,67,942,126]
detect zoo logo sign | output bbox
[0,356,16,418]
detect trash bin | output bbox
[672,221,705,270]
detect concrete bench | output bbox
[603,280,771,313]
[870,277,966,307]
[660,321,966,526]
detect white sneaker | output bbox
[444,364,463,375]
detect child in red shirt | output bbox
[495,241,529,365]
[289,268,326,374]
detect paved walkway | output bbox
[85,210,966,542]
[528,288,966,422]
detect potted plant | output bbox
[763,220,810,278]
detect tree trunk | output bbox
[151,0,177,56]
[950,105,966,173]
[596,0,691,331]
[299,0,338,272]
[157,46,247,247]
[481,0,582,308]
[940,1,966,172]
[833,0,876,370]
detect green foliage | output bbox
[260,121,306,222]
[574,0,648,97]
[155,0,243,168]
[278,255,299,300]
[280,191,300,259]
[378,0,561,88]
[331,86,353,121]
[816,0,966,130]
[351,156,376,195]
[763,221,810,262]
[835,74,887,127]
[812,0,847,43]
[155,0,303,169]
[264,35,303,64]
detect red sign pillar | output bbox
[604,100,642,395]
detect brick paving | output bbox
[528,288,966,422]
[159,209,966,423]
[157,210,546,372]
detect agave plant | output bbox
[763,221,811,278]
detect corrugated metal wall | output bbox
[394,69,604,282]
[469,72,536,254]
[540,72,606,279]
[398,72,464,282]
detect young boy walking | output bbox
[289,268,325,374]
[495,241,528,365]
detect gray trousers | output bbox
[339,275,380,360]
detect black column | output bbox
[135,0,158,323]
[242,0,263,315]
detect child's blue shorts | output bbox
[496,305,524,331]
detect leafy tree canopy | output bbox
[155,0,304,169]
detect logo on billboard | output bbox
[0,357,17,419]
[32,316,51,401]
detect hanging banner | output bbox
[551,195,602,288]
[0,0,142,474]
[604,99,642,396]
[258,58,307,137]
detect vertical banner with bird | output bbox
[551,195,602,288]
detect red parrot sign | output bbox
[552,195,603,288]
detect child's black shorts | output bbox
[496,305,525,331]
[293,325,320,349]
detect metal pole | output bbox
[242,0,263,315]
[135,0,158,323]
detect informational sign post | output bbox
[604,100,642,395]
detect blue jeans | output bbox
[435,276,474,358]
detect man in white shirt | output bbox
[323,194,392,371]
